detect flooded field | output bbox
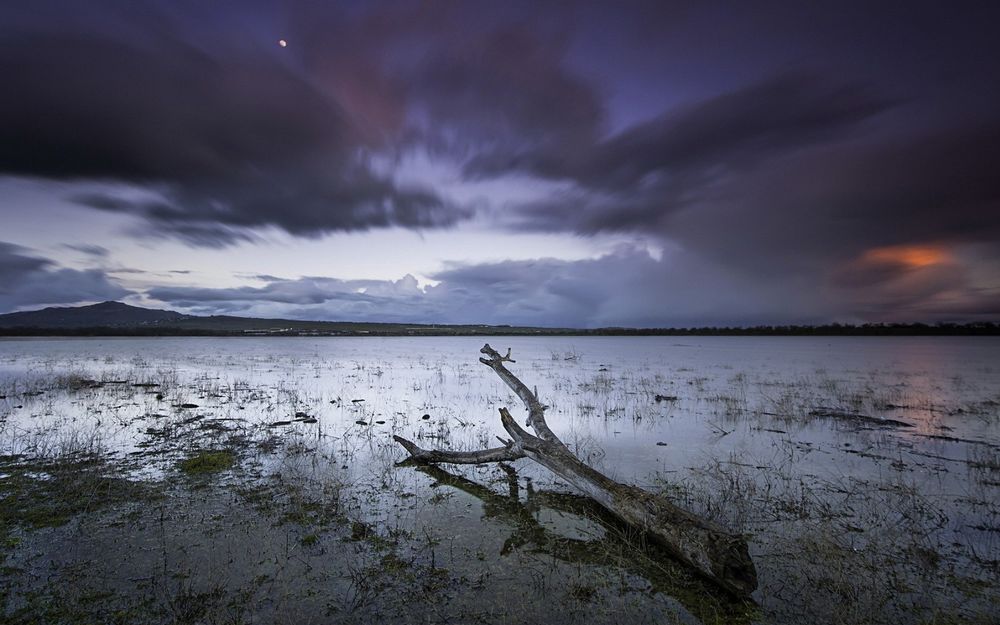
[1,336,998,624]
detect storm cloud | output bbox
[144,243,999,327]
[147,273,436,322]
[1,1,998,324]
[0,242,131,311]
[0,1,467,245]
[469,72,892,189]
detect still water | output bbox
[1,336,998,624]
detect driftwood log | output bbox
[394,344,758,598]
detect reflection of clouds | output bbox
[414,463,749,622]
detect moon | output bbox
[278,39,287,47]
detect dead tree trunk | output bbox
[394,344,758,598]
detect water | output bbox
[1,336,998,623]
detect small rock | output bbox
[300,418,318,424]
[351,399,365,404]
[155,393,164,400]
[355,420,368,425]
[269,420,293,427]
[375,420,385,425]
[179,403,199,409]
[421,414,431,420]
[656,441,667,446]
[294,411,309,418]
[654,394,678,403]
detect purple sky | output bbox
[1,1,998,326]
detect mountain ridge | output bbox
[0,301,997,336]
[0,301,190,328]
[0,301,559,335]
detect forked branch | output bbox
[393,344,758,598]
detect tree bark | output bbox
[394,344,758,598]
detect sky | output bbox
[1,0,999,327]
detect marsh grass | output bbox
[0,453,160,566]
[655,452,999,624]
[0,338,998,624]
[177,450,236,476]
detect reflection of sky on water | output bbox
[1,336,998,620]
[2,336,997,501]
[1,336,998,464]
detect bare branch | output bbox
[479,344,560,443]
[480,344,515,363]
[393,344,759,598]
[393,435,525,465]
[498,407,544,450]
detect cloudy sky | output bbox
[2,0,999,326]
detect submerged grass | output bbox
[0,454,159,536]
[1,339,998,624]
[177,450,236,476]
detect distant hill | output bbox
[0,301,562,336]
[0,301,997,336]
[0,301,189,329]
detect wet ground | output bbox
[1,336,998,624]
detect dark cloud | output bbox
[408,24,604,167]
[668,121,1000,277]
[472,72,891,187]
[62,243,110,258]
[833,261,991,321]
[0,243,50,275]
[499,72,894,233]
[148,273,434,322]
[425,249,826,327]
[484,74,999,319]
[0,1,467,246]
[106,268,151,275]
[143,248,825,327]
[1,1,998,324]
[145,245,999,326]
[790,124,1000,247]
[0,0,610,246]
[0,242,131,312]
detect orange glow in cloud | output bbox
[863,245,949,268]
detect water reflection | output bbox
[411,462,757,624]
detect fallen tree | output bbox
[394,344,758,598]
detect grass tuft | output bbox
[177,450,236,476]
